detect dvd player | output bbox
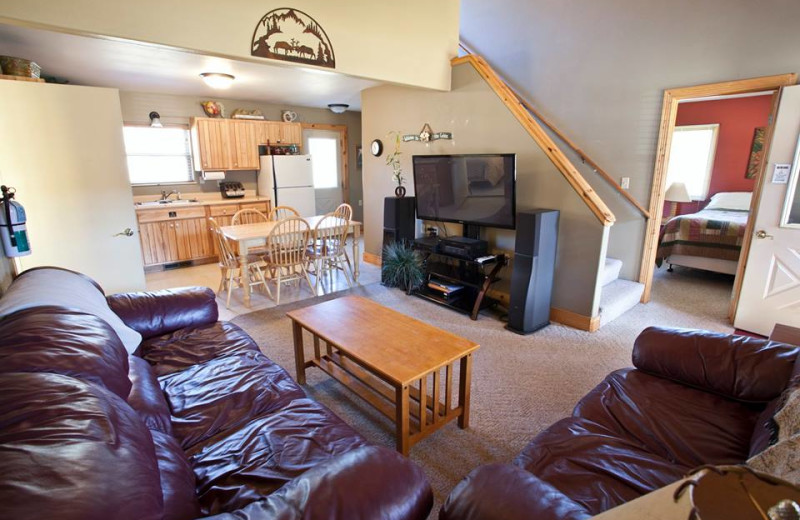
[439,236,488,260]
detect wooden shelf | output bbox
[0,74,44,83]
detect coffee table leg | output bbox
[396,384,410,456]
[458,354,473,429]
[292,320,306,385]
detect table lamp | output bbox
[593,465,800,520]
[664,181,692,222]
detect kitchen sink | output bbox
[135,199,201,207]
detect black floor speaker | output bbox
[382,197,416,282]
[506,209,559,334]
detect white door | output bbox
[304,129,344,214]
[0,82,145,294]
[734,85,800,335]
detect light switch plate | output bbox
[620,177,630,189]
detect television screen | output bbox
[412,154,516,229]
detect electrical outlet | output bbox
[358,199,363,207]
[620,177,630,190]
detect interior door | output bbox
[0,82,146,294]
[304,128,343,214]
[734,85,800,335]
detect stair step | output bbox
[601,257,623,287]
[599,279,644,327]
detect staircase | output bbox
[598,258,644,328]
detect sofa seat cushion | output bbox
[574,368,760,467]
[142,321,258,377]
[0,306,132,399]
[187,397,368,515]
[514,417,689,515]
[0,372,164,519]
[159,348,306,449]
[128,355,173,434]
[151,429,201,520]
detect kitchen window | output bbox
[665,124,719,200]
[122,126,194,185]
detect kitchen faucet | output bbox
[159,189,181,201]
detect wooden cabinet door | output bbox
[255,121,271,145]
[193,118,231,170]
[174,217,213,261]
[138,221,178,266]
[281,123,302,145]
[229,120,259,170]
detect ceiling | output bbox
[0,23,379,110]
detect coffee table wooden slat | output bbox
[287,295,479,455]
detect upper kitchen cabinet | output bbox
[191,118,230,171]
[228,120,260,170]
[191,118,302,171]
[255,121,302,146]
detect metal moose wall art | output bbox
[251,8,335,69]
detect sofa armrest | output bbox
[204,446,432,520]
[632,326,800,402]
[107,287,218,340]
[440,464,590,520]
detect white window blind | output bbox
[307,137,338,189]
[123,126,194,185]
[665,124,719,200]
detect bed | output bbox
[656,192,752,275]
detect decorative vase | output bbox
[395,185,406,198]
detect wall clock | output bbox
[371,139,383,157]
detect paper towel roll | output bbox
[202,171,225,180]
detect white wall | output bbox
[0,0,459,91]
[461,0,800,279]
[362,64,607,317]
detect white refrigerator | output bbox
[258,155,317,217]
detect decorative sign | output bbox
[402,123,453,143]
[251,8,335,68]
[772,163,791,184]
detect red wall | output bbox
[665,94,772,216]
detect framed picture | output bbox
[356,145,363,169]
[746,127,766,179]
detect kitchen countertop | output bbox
[133,195,271,211]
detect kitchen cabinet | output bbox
[191,118,302,172]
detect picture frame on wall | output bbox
[745,126,766,179]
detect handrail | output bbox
[457,42,649,219]
[452,54,615,227]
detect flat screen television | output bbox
[412,154,516,230]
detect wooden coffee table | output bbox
[287,295,479,455]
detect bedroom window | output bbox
[665,124,719,200]
[122,126,194,185]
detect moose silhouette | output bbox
[273,41,293,55]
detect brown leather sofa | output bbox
[0,268,433,519]
[440,327,800,520]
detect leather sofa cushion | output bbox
[128,355,173,435]
[574,368,760,468]
[514,417,689,515]
[633,327,800,402]
[0,372,163,519]
[108,287,218,341]
[142,321,259,377]
[160,348,305,449]
[151,429,201,520]
[0,306,132,399]
[187,398,368,515]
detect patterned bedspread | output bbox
[656,208,749,265]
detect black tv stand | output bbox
[411,239,507,320]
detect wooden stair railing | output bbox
[452,53,615,227]
[457,43,649,219]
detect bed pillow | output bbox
[705,192,752,211]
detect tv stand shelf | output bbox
[412,242,507,320]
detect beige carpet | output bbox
[231,265,735,517]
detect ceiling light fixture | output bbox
[327,103,349,114]
[149,111,163,128]
[200,72,235,89]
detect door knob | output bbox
[115,228,135,237]
[755,230,774,240]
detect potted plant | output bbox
[381,241,424,294]
[386,131,406,197]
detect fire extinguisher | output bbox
[0,185,31,257]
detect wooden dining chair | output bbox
[307,214,353,293]
[263,216,315,304]
[208,217,271,308]
[268,205,300,221]
[333,203,353,222]
[231,208,269,254]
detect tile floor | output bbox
[145,245,381,321]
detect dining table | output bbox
[220,215,362,307]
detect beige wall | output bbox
[0,0,459,91]
[119,91,363,221]
[461,0,800,280]
[362,64,608,316]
